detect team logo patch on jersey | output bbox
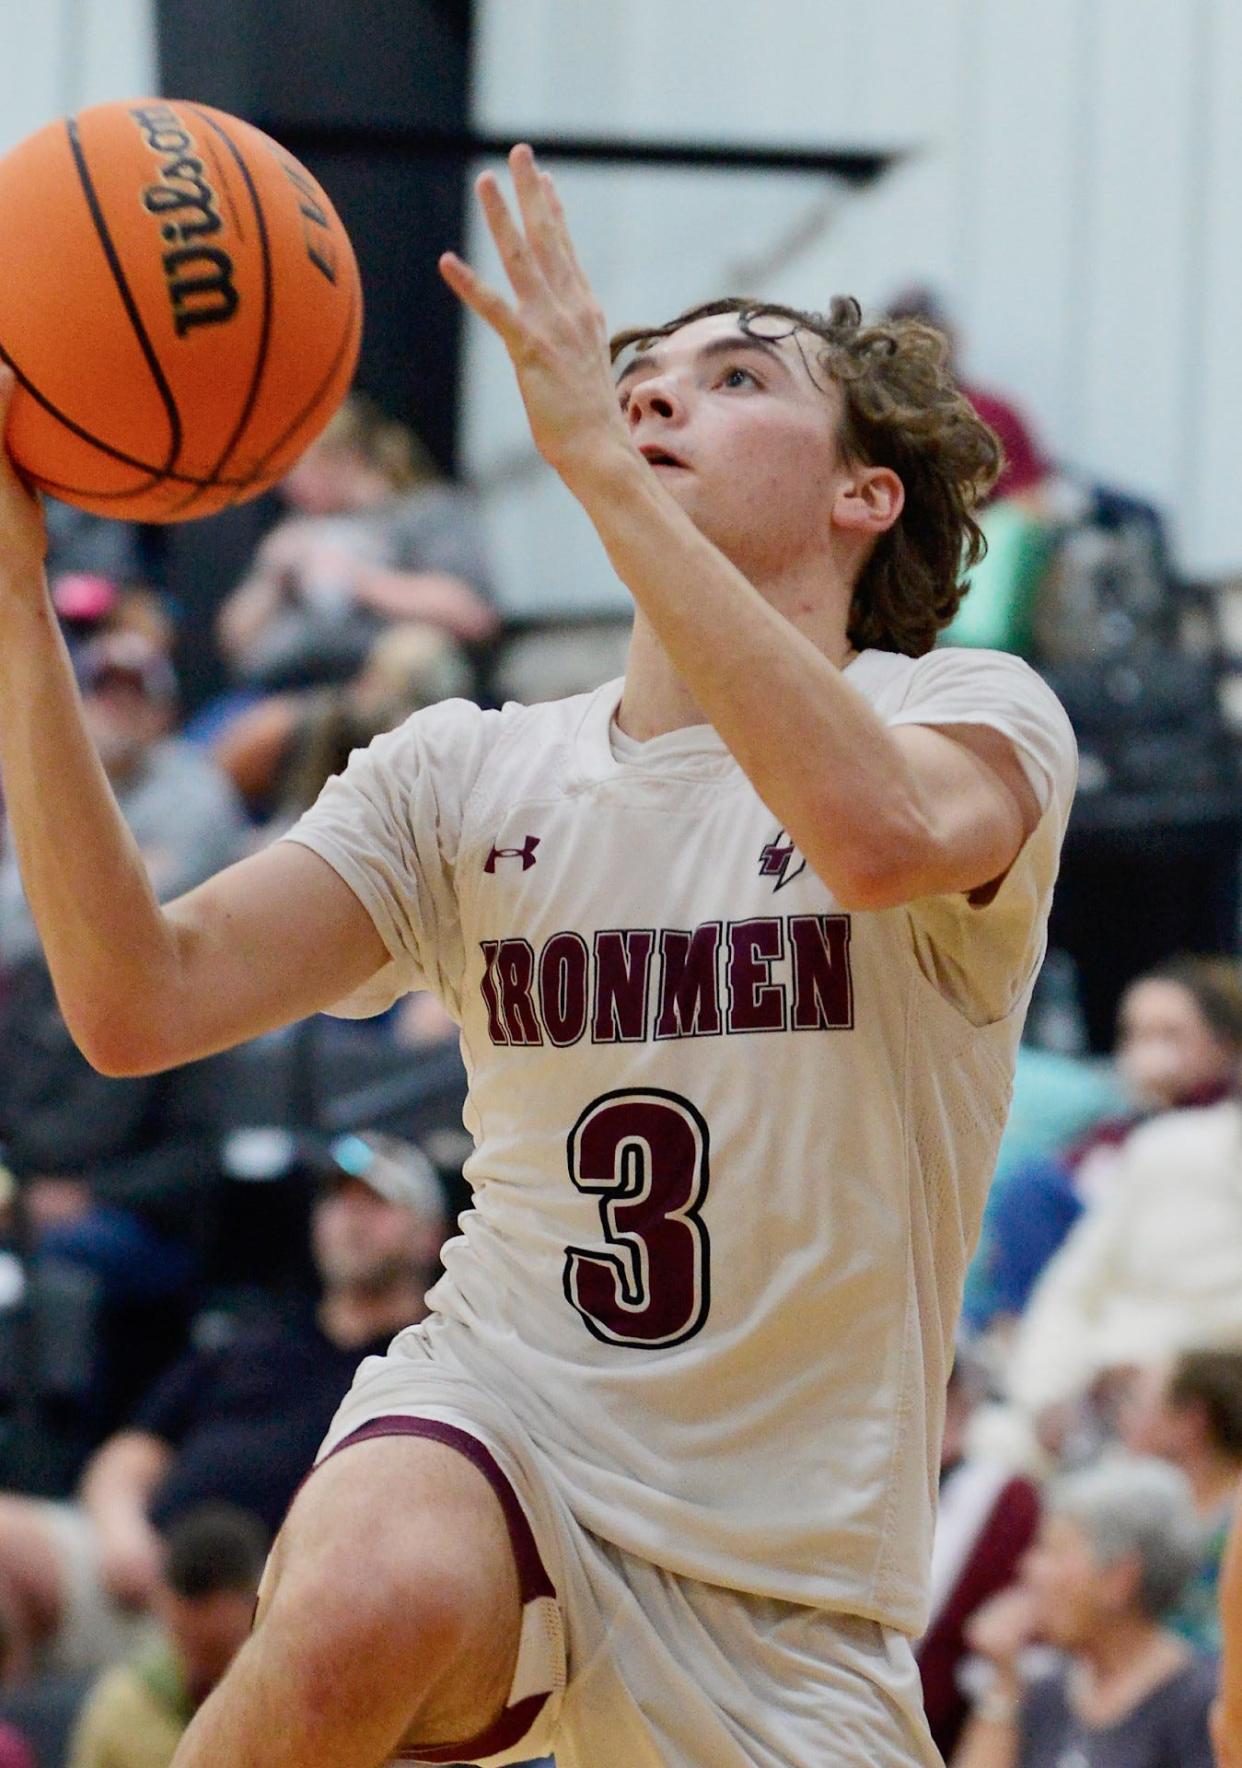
[758,830,806,892]
[484,835,541,873]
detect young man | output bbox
[0,147,1075,1767]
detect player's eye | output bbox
[719,364,758,390]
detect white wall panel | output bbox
[465,0,1242,610]
[1190,0,1242,578]
[0,0,156,159]
[1073,0,1204,526]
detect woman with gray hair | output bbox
[952,1454,1218,1766]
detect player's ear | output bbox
[832,465,904,538]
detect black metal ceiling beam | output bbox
[253,121,902,185]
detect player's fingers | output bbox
[438,252,522,351]
[508,145,574,291]
[0,365,16,430]
[475,171,543,301]
[537,169,591,289]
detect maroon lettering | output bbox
[485,938,543,1045]
[592,929,655,1043]
[539,932,589,1047]
[479,940,507,1043]
[655,924,723,1040]
[726,918,786,1033]
[790,914,853,1030]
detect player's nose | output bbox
[626,373,686,427]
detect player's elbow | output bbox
[820,808,937,912]
[69,1001,179,1078]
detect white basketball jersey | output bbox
[285,646,1076,1634]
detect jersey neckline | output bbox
[573,652,884,786]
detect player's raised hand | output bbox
[0,368,48,593]
[439,144,633,487]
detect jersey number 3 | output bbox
[563,1088,711,1348]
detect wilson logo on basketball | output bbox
[129,103,239,338]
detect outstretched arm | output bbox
[439,146,1038,910]
[0,374,389,1076]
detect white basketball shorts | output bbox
[313,1326,943,1768]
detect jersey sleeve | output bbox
[884,646,1077,819]
[280,696,500,1018]
[884,649,1078,1025]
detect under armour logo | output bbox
[484,835,541,873]
[758,830,806,892]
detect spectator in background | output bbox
[953,1456,1217,1767]
[42,500,143,591]
[215,394,498,697]
[966,956,1242,1338]
[0,1131,446,1685]
[0,632,250,1432]
[918,1352,1041,1759]
[1070,957,1242,1202]
[67,1505,266,1768]
[1003,1085,1242,1442]
[212,622,473,828]
[885,287,1051,508]
[1120,1346,1242,1653]
[0,631,246,971]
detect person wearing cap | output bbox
[0,632,246,974]
[0,632,252,1437]
[0,1132,447,1688]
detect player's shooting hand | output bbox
[439,144,632,490]
[0,368,48,593]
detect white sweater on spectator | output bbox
[1006,1100,1242,1412]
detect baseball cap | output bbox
[324,1131,445,1221]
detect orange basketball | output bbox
[0,98,363,522]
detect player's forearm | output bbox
[566,440,933,905]
[0,580,184,1069]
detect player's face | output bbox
[615,311,853,581]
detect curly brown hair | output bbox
[610,297,1004,658]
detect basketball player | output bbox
[0,146,1076,1767]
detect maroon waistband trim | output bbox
[327,1414,555,1604]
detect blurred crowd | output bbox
[0,321,1239,1767]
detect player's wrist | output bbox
[556,428,647,502]
[0,563,55,628]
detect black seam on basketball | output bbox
[26,277,359,508]
[0,340,166,492]
[159,107,275,519]
[228,266,362,505]
[65,114,183,479]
